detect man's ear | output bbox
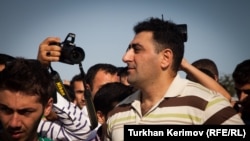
[160,48,173,69]
[86,83,91,90]
[96,111,105,124]
[43,97,53,117]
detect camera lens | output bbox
[72,50,79,59]
[70,47,85,63]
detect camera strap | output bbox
[49,65,72,102]
[48,63,98,130]
[79,63,98,130]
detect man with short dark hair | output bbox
[232,59,250,124]
[70,74,86,109]
[85,63,120,97]
[93,82,134,140]
[0,58,54,141]
[105,17,244,141]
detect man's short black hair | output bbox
[0,53,15,64]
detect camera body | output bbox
[50,33,85,65]
[177,24,188,42]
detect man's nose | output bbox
[122,49,133,63]
[9,113,22,128]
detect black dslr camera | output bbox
[50,33,85,65]
[177,24,188,42]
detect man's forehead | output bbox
[95,71,117,81]
[132,31,153,41]
[129,32,154,47]
[0,92,42,111]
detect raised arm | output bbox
[180,58,232,101]
[37,93,98,141]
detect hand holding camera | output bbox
[49,33,85,65]
[38,33,85,66]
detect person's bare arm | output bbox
[180,58,232,101]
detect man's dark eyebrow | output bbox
[127,43,141,50]
[0,104,35,111]
[126,45,130,51]
[126,44,132,51]
[0,104,10,108]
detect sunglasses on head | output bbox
[235,88,250,95]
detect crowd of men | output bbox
[0,17,249,141]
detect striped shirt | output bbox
[105,74,244,141]
[37,93,100,141]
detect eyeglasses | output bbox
[235,88,250,95]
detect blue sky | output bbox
[1,0,249,80]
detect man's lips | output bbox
[10,131,23,139]
[127,66,134,70]
[127,67,135,72]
